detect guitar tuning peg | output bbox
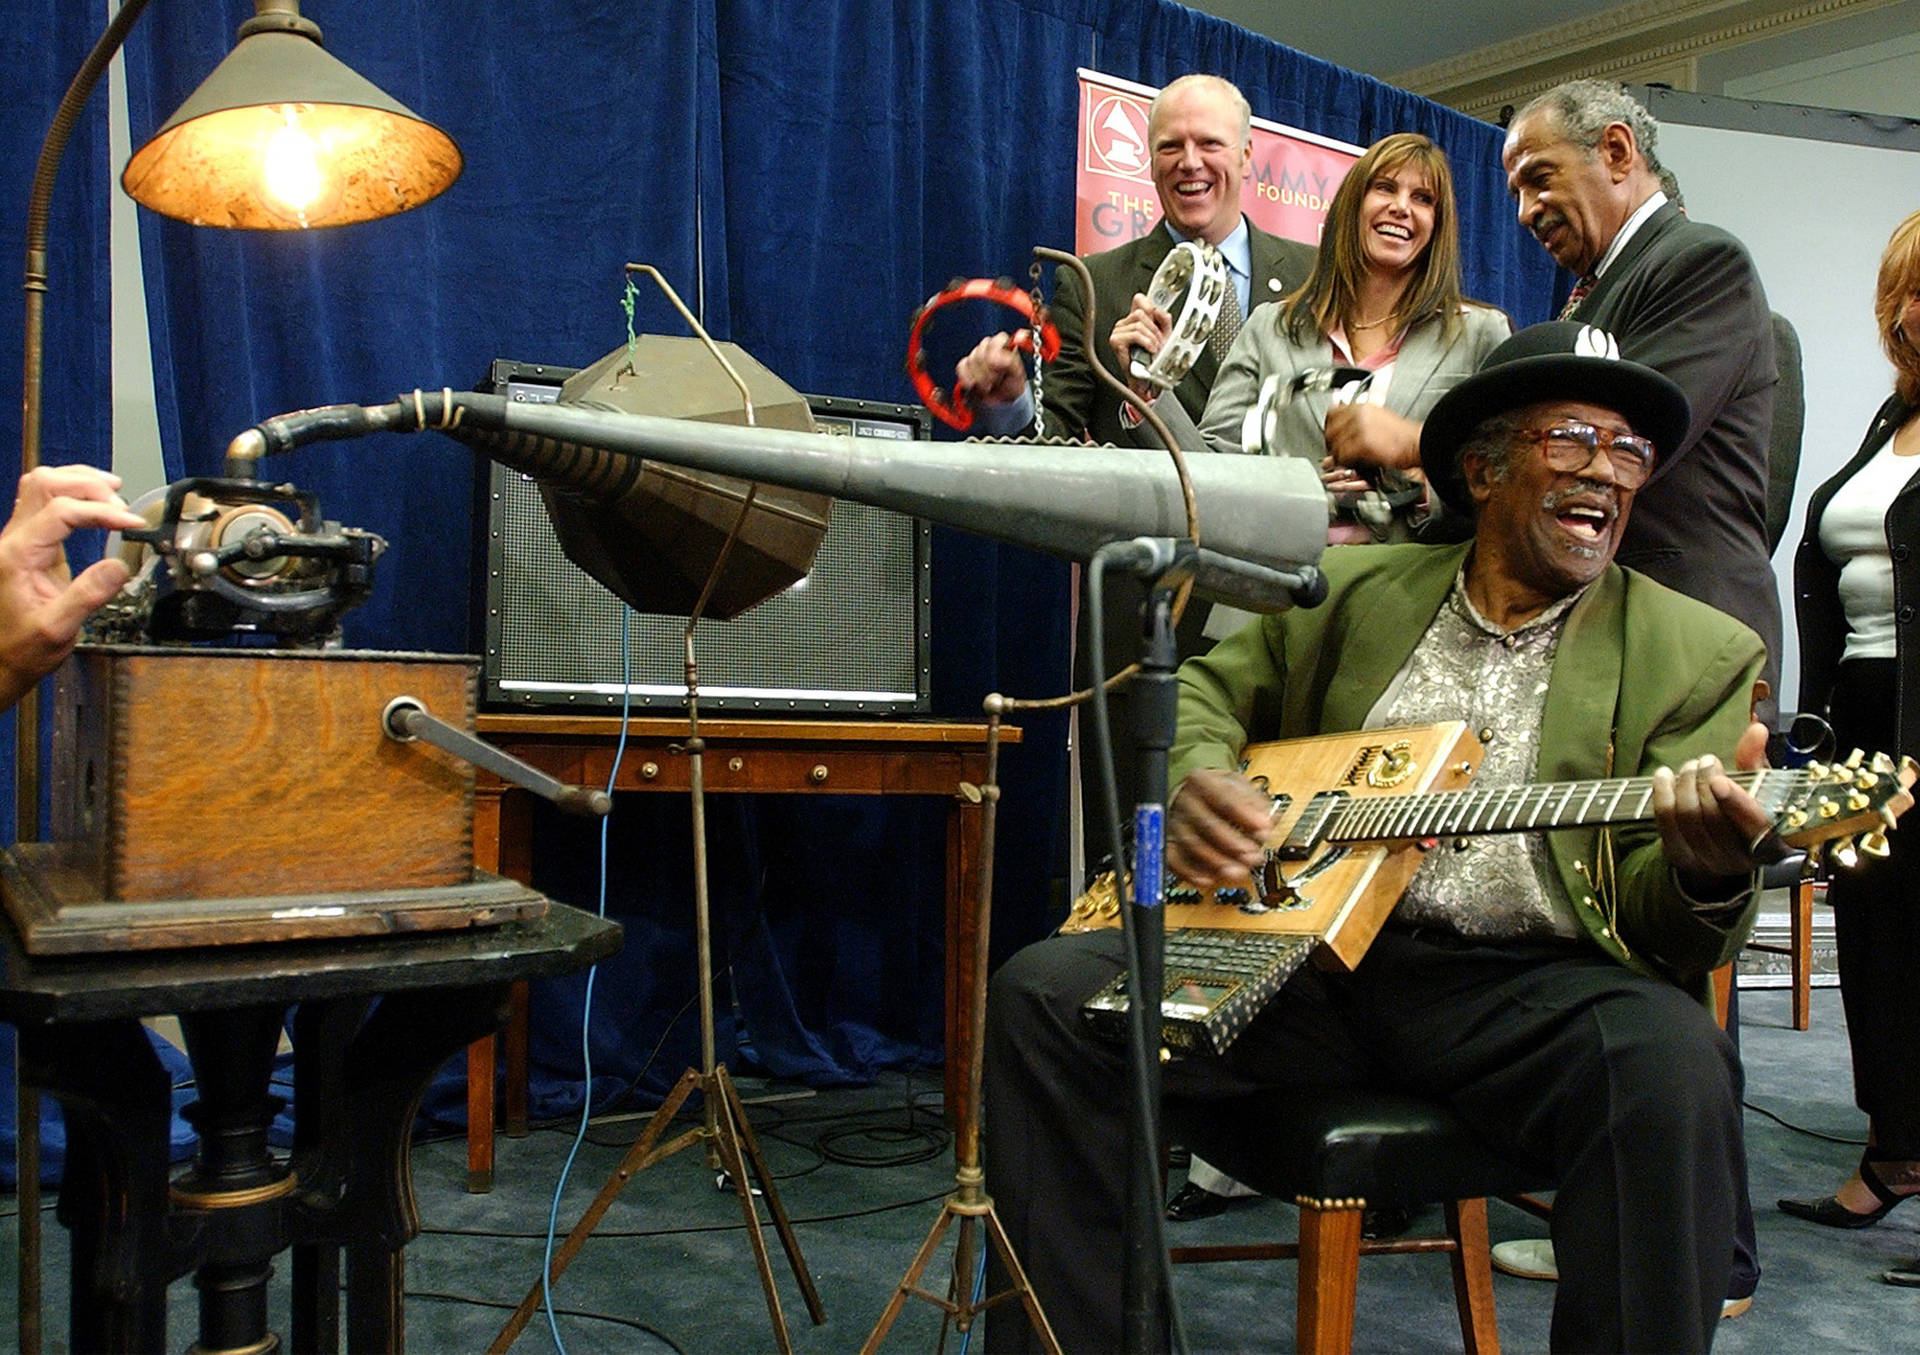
[1805,840,1826,867]
[1862,831,1891,859]
[1847,790,1871,811]
[1871,752,1896,774]
[1807,761,1830,779]
[1845,748,1866,769]
[1831,837,1861,871]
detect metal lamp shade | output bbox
[120,29,461,229]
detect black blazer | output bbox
[1572,201,1783,690]
[1041,220,1316,446]
[1794,394,1920,759]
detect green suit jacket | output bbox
[1171,541,1768,993]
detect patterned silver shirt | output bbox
[1371,570,1587,940]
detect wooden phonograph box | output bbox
[1,644,548,954]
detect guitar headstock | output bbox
[1774,751,1918,869]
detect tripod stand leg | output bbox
[710,1074,798,1353]
[715,1065,826,1323]
[862,1198,1063,1355]
[487,1069,705,1354]
[861,1199,959,1353]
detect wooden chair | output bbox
[1746,853,1817,1030]
[1168,1088,1552,1354]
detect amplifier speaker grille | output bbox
[478,371,931,714]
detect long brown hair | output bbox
[1877,209,1920,405]
[1282,132,1465,345]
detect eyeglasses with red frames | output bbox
[1518,422,1657,489]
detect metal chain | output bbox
[1029,265,1047,442]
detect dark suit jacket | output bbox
[1042,220,1317,445]
[1569,201,1783,698]
[1794,394,1920,758]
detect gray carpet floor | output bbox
[3,985,1915,1352]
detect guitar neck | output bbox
[1321,769,1782,845]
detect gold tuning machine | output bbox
[1862,831,1891,859]
[1845,748,1866,769]
[1830,837,1861,871]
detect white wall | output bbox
[1652,117,1920,708]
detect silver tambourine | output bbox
[1240,366,1372,457]
[1126,241,1229,391]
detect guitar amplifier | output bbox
[474,361,932,713]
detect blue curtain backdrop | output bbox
[0,0,1561,1173]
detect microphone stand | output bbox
[1104,540,1194,1354]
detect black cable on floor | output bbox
[406,1289,688,1354]
[417,1187,951,1241]
[1743,1098,1869,1147]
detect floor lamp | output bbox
[15,3,459,1349]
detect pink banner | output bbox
[1074,69,1362,255]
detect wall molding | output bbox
[1392,0,1904,121]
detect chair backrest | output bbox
[1767,313,1806,554]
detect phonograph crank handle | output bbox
[381,697,613,817]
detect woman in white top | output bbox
[1777,209,1920,1288]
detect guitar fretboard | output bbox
[1312,769,1790,845]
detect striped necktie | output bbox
[1558,275,1595,321]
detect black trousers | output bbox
[1827,659,1920,1159]
[984,928,1744,1354]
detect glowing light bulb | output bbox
[262,108,325,216]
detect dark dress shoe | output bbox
[1779,1156,1913,1229]
[1165,1182,1237,1222]
[1885,1257,1920,1288]
[1361,1205,1413,1240]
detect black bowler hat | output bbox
[1419,321,1690,515]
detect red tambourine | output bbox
[905,277,1062,431]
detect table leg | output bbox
[466,1036,497,1193]
[468,786,534,1190]
[175,1007,299,1355]
[291,998,373,1355]
[22,1019,175,1354]
[337,982,515,1352]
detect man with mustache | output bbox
[1502,80,1782,715]
[1502,80,1778,1313]
[985,323,1776,1353]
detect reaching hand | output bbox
[0,465,145,711]
[1323,403,1421,471]
[954,332,1031,406]
[1166,768,1273,888]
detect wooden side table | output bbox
[0,888,620,1354]
[464,715,1018,1191]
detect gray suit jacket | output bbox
[1569,201,1782,698]
[1150,301,1511,541]
[1041,220,1316,446]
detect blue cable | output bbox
[955,1241,988,1355]
[541,608,636,1354]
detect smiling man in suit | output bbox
[958,73,1315,444]
[1502,80,1782,713]
[954,74,1319,886]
